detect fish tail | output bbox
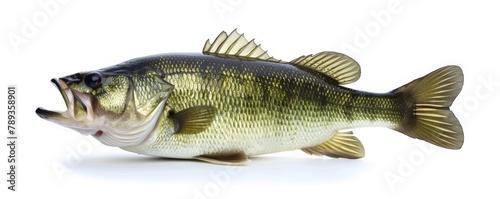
[392,65,464,149]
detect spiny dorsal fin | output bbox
[301,131,365,159]
[195,151,249,165]
[290,51,361,85]
[203,29,281,62]
[170,106,216,135]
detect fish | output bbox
[36,30,464,165]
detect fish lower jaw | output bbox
[39,78,96,121]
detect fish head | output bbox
[36,65,174,147]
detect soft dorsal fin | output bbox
[290,51,361,85]
[203,29,281,62]
[301,131,365,159]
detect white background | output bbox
[1,0,499,198]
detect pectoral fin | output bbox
[170,106,216,135]
[301,131,365,159]
[195,151,249,165]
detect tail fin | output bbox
[393,65,464,149]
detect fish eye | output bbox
[84,72,103,89]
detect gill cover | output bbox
[83,68,174,147]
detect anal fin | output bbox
[195,151,249,165]
[301,131,365,159]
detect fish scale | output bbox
[36,30,464,165]
[120,53,401,158]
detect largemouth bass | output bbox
[36,30,464,165]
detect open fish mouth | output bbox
[36,78,94,121]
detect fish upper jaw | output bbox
[36,78,100,136]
